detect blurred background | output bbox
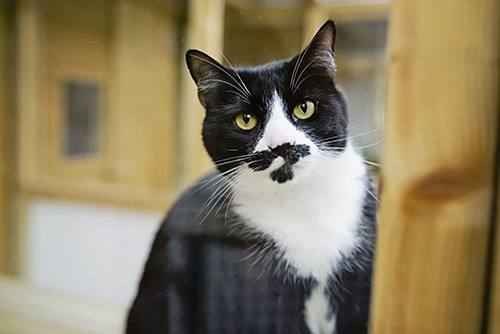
[0,0,388,332]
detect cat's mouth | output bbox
[248,144,311,183]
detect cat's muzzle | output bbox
[248,144,310,183]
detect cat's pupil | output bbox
[243,113,251,124]
[300,103,307,113]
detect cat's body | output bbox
[127,21,377,334]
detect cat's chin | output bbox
[263,155,318,185]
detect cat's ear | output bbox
[186,49,227,107]
[298,20,337,77]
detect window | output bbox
[65,81,101,157]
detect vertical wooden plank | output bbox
[371,0,500,333]
[0,2,14,273]
[177,0,225,185]
[108,0,178,188]
[16,0,43,187]
[14,0,44,277]
[488,145,500,333]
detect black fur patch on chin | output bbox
[271,164,294,183]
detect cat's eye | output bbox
[293,100,315,120]
[235,112,258,130]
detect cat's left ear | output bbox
[186,49,227,107]
[298,20,337,77]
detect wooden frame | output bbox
[15,0,183,211]
[371,0,500,332]
[0,2,14,274]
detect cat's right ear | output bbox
[186,49,226,108]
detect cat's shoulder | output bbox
[158,171,234,238]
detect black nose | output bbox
[271,143,293,159]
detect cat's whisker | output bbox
[292,59,319,95]
[318,130,384,148]
[221,165,257,225]
[364,186,380,204]
[215,46,252,97]
[198,162,258,226]
[191,164,242,195]
[352,139,384,151]
[292,73,322,96]
[321,128,385,145]
[189,54,251,99]
[185,153,253,181]
[202,79,251,104]
[213,152,254,165]
[361,159,382,168]
[291,31,317,92]
[196,178,233,225]
[290,25,314,91]
[227,90,253,105]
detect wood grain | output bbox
[0,3,14,274]
[177,0,225,186]
[108,0,177,189]
[371,0,500,332]
[489,162,500,333]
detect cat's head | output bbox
[186,20,348,185]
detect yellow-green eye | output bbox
[235,112,258,130]
[293,100,315,120]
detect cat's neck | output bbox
[230,143,368,281]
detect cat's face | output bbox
[186,21,348,185]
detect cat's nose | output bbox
[270,143,293,159]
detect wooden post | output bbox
[177,0,225,185]
[0,2,14,274]
[371,0,500,333]
[107,0,177,189]
[16,0,43,188]
[489,181,500,333]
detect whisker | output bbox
[189,54,251,99]
[215,46,252,97]
[202,79,251,104]
[292,59,319,95]
[291,25,325,92]
[352,139,384,151]
[320,128,385,146]
[196,178,233,225]
[361,159,382,168]
[191,164,244,195]
[364,186,380,204]
[292,73,322,95]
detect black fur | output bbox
[127,20,377,333]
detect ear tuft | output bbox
[186,49,226,88]
[186,49,228,107]
[299,20,337,75]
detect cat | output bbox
[127,20,377,334]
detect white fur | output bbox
[255,91,317,152]
[232,92,366,281]
[229,93,367,333]
[305,284,336,334]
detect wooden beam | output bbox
[371,0,500,332]
[16,0,43,188]
[0,2,14,274]
[107,0,177,189]
[177,0,225,185]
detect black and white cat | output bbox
[127,20,377,334]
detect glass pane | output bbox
[65,81,100,156]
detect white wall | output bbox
[26,199,163,306]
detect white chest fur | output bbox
[231,144,367,282]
